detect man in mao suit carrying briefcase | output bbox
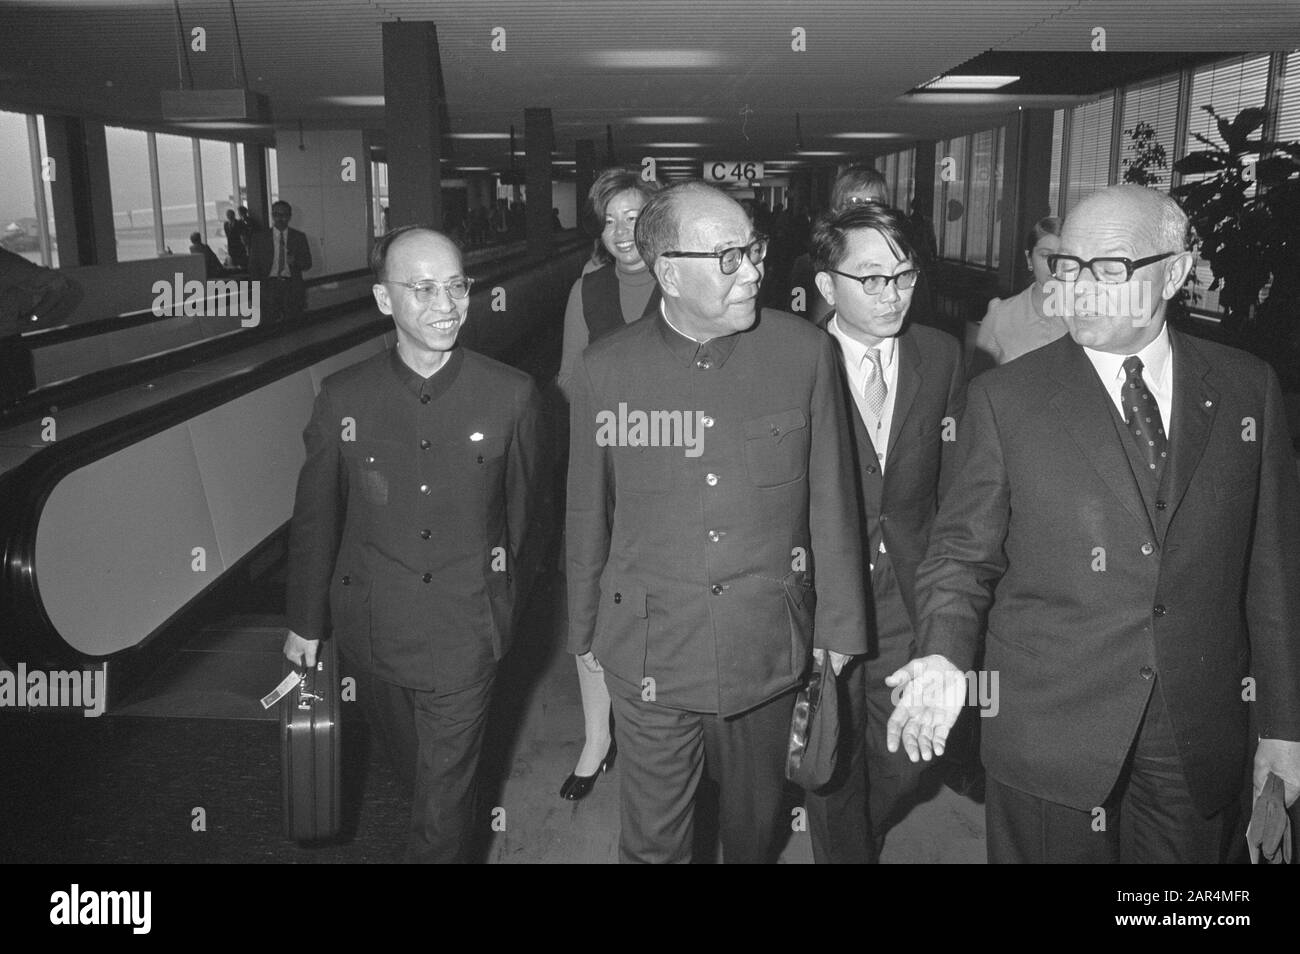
[284,226,541,863]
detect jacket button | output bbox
[422,572,433,583]
[419,483,430,495]
[1155,499,1167,510]
[420,529,431,539]
[364,455,376,464]
[420,439,431,450]
[696,358,713,370]
[420,393,431,404]
[707,529,723,542]
[476,454,484,464]
[711,583,723,595]
[1153,604,1167,617]
[1141,542,1154,555]
[702,415,715,428]
[613,592,622,604]
[1140,665,1154,679]
[705,473,718,486]
[866,464,878,474]
[770,425,781,436]
[341,575,351,585]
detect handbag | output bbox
[785,651,840,790]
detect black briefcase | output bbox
[280,638,342,842]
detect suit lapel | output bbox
[1162,329,1219,527]
[1047,338,1156,538]
[822,324,882,469]
[886,329,922,461]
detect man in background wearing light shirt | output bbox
[887,185,1300,862]
[803,204,966,863]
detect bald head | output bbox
[1067,185,1190,258]
[371,225,461,281]
[635,181,745,272]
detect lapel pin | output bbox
[1204,400,1213,408]
[470,432,484,441]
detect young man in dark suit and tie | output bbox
[283,226,541,862]
[802,205,966,863]
[566,182,869,863]
[250,200,313,324]
[888,185,1300,862]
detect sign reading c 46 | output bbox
[707,161,763,184]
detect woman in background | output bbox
[972,216,1065,374]
[555,168,660,800]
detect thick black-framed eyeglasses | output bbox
[1047,252,1176,284]
[383,277,475,301]
[660,237,768,275]
[826,267,921,295]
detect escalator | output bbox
[0,238,586,709]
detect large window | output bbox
[0,110,58,266]
[1043,51,1296,315]
[200,139,240,261]
[932,128,1005,269]
[155,132,199,256]
[105,125,155,262]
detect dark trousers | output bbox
[806,552,928,863]
[985,681,1243,863]
[260,276,302,324]
[353,664,497,863]
[608,678,795,864]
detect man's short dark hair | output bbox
[810,204,919,274]
[272,200,292,214]
[370,224,446,281]
[634,180,733,273]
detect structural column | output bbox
[524,107,554,258]
[382,21,445,229]
[42,117,116,265]
[574,138,596,230]
[1001,109,1055,292]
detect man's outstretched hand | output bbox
[885,654,965,763]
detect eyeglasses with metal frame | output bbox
[384,277,475,302]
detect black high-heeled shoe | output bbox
[559,740,617,801]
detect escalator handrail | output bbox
[0,239,588,670]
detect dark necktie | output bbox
[1122,355,1167,478]
[277,230,287,277]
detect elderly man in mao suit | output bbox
[887,185,1300,863]
[249,199,313,323]
[566,181,868,863]
[284,226,540,863]
[801,205,966,863]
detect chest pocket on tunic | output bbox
[743,408,809,488]
[343,439,407,507]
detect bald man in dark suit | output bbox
[888,185,1300,863]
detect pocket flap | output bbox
[743,408,808,443]
[607,582,648,618]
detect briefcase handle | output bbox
[295,658,325,711]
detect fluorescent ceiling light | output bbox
[830,132,905,139]
[794,150,848,157]
[319,95,385,107]
[450,132,511,140]
[642,142,707,148]
[456,166,492,171]
[623,116,714,125]
[586,50,725,69]
[921,75,1019,91]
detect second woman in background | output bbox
[555,168,660,800]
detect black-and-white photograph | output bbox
[1,0,1298,893]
